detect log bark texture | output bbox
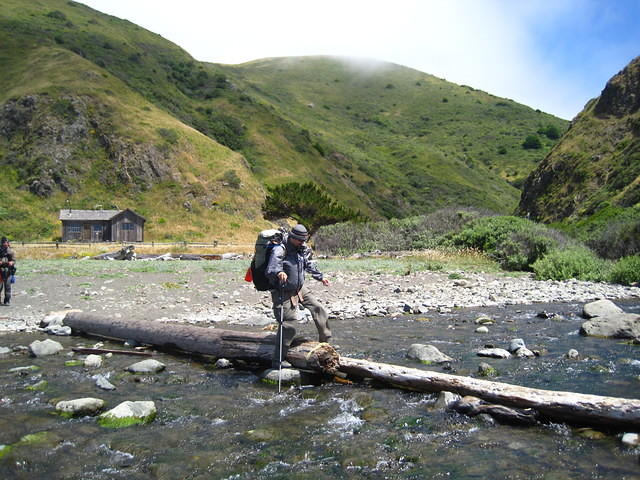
[62,312,640,430]
[338,357,640,430]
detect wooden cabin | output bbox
[59,209,145,242]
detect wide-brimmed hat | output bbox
[289,224,309,241]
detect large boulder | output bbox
[583,299,624,319]
[407,344,453,364]
[98,401,156,428]
[580,313,640,339]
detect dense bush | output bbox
[449,216,570,270]
[587,217,640,259]
[522,135,542,149]
[608,254,640,285]
[531,246,610,281]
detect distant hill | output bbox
[517,55,640,224]
[0,0,568,241]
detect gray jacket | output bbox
[266,238,323,292]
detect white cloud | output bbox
[79,0,639,119]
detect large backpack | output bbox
[245,229,284,291]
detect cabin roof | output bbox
[58,209,145,221]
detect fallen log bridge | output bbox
[61,312,640,431]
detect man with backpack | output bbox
[0,236,16,306]
[265,224,331,368]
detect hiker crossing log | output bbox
[60,312,640,430]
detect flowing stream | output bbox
[1,301,639,479]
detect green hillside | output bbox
[517,55,640,257]
[0,0,568,241]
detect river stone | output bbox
[40,309,81,328]
[98,401,157,428]
[94,374,116,390]
[475,315,494,325]
[621,433,640,447]
[475,326,489,334]
[84,354,103,368]
[514,347,535,358]
[508,338,526,352]
[126,359,165,374]
[566,349,579,359]
[9,365,40,375]
[478,362,498,377]
[260,368,301,386]
[56,397,105,417]
[214,358,232,369]
[477,348,511,359]
[407,344,454,364]
[582,299,624,318]
[580,313,640,339]
[433,391,461,409]
[0,346,10,355]
[44,325,72,336]
[29,339,64,357]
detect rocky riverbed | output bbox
[1,260,639,334]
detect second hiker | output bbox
[266,224,331,368]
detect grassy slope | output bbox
[226,56,568,216]
[0,0,568,241]
[0,0,269,242]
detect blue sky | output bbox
[79,0,639,120]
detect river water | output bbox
[1,301,639,479]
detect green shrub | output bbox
[531,246,610,281]
[522,135,542,149]
[587,217,640,259]
[608,254,640,285]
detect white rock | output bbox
[407,344,453,364]
[514,347,535,358]
[433,391,461,409]
[56,397,105,416]
[621,433,639,447]
[509,338,526,352]
[126,359,165,374]
[94,374,116,391]
[475,326,489,334]
[100,401,156,420]
[44,325,72,336]
[566,349,579,359]
[477,348,511,359]
[84,354,103,368]
[583,299,624,318]
[29,339,64,357]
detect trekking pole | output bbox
[277,283,285,393]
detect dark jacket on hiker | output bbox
[265,225,331,368]
[0,237,15,305]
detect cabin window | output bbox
[68,223,81,234]
[122,223,134,231]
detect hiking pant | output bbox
[271,284,331,368]
[0,269,11,304]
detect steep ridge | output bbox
[518,56,640,223]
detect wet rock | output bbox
[478,362,498,377]
[44,324,72,336]
[214,358,232,369]
[433,391,461,409]
[29,339,63,357]
[406,344,453,364]
[508,338,526,352]
[25,379,48,391]
[98,401,157,428]
[126,359,165,374]
[475,326,489,334]
[583,299,624,318]
[477,348,511,359]
[514,347,535,358]
[0,346,10,355]
[475,315,494,325]
[621,433,639,447]
[9,365,40,375]
[84,354,103,368]
[94,374,116,391]
[576,428,607,440]
[566,349,579,359]
[580,313,640,339]
[260,368,301,386]
[56,397,105,417]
